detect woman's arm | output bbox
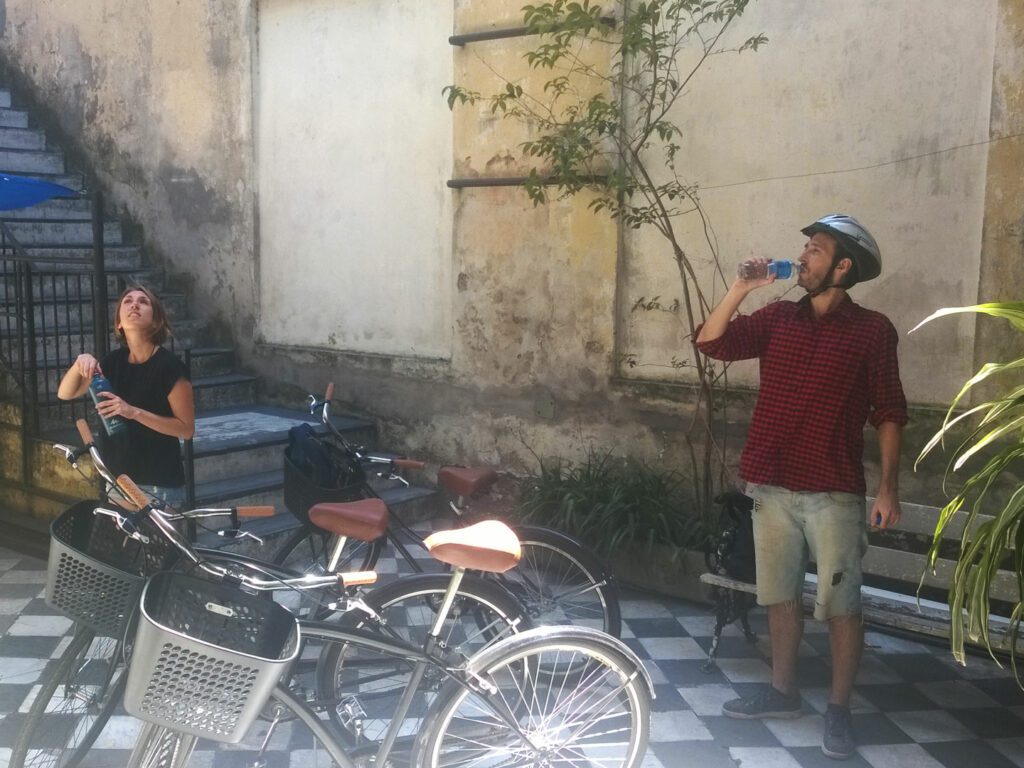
[96,377,196,439]
[57,354,100,400]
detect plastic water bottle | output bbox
[737,260,800,280]
[88,373,128,436]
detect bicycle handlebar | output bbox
[117,474,151,510]
[64,418,379,598]
[309,385,425,479]
[76,418,94,448]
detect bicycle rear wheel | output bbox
[502,525,622,636]
[413,626,651,768]
[315,572,532,751]
[272,526,383,617]
[10,626,126,768]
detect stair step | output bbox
[4,220,121,246]
[193,373,257,411]
[0,293,187,332]
[20,245,143,270]
[0,108,30,129]
[194,468,286,506]
[192,406,374,456]
[189,406,375,484]
[0,127,47,152]
[0,267,162,299]
[1,197,95,220]
[0,148,64,175]
[186,347,235,378]
[0,320,202,362]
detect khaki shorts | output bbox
[746,483,867,621]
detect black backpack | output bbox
[706,491,756,583]
[285,423,363,489]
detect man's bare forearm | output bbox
[697,283,756,343]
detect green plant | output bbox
[445,0,766,519]
[517,447,709,559]
[912,302,1024,683]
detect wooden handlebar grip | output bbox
[116,475,151,510]
[76,419,94,446]
[325,382,335,401]
[237,506,275,518]
[339,571,378,588]
[393,458,427,471]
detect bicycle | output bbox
[105,475,654,768]
[275,383,622,635]
[14,422,534,767]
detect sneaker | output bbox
[722,685,802,719]
[822,704,856,760]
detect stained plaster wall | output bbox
[2,0,1022,505]
[0,0,258,351]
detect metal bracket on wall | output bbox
[449,16,615,47]
[447,175,609,190]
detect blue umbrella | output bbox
[0,173,79,211]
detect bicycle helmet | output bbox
[800,214,882,282]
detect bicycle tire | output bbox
[315,572,532,750]
[502,524,622,636]
[10,627,126,768]
[126,724,197,768]
[271,525,384,618]
[413,625,652,768]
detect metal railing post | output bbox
[91,188,109,360]
[183,348,196,540]
[21,260,39,449]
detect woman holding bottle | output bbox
[58,285,194,507]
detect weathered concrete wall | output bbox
[621,0,998,407]
[256,0,454,358]
[975,0,1024,375]
[3,0,1021,508]
[0,0,258,350]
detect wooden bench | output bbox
[699,497,1020,671]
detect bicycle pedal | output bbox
[337,695,367,733]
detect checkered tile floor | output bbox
[1,535,1022,768]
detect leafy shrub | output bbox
[516,448,708,560]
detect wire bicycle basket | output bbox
[123,571,300,743]
[45,500,175,637]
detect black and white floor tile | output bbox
[1,538,1022,768]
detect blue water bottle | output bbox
[737,260,800,280]
[88,373,128,436]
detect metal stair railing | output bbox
[0,190,108,485]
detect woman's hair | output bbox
[114,285,173,345]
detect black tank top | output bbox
[98,346,189,487]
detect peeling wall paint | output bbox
[2,0,1021,489]
[0,0,257,354]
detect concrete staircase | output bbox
[0,84,437,546]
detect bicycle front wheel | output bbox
[502,525,622,636]
[126,724,197,768]
[315,572,532,750]
[413,626,651,768]
[11,627,126,768]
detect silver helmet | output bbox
[800,214,882,283]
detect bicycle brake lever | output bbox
[217,528,265,546]
[53,443,88,467]
[385,472,410,487]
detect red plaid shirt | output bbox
[698,294,908,494]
